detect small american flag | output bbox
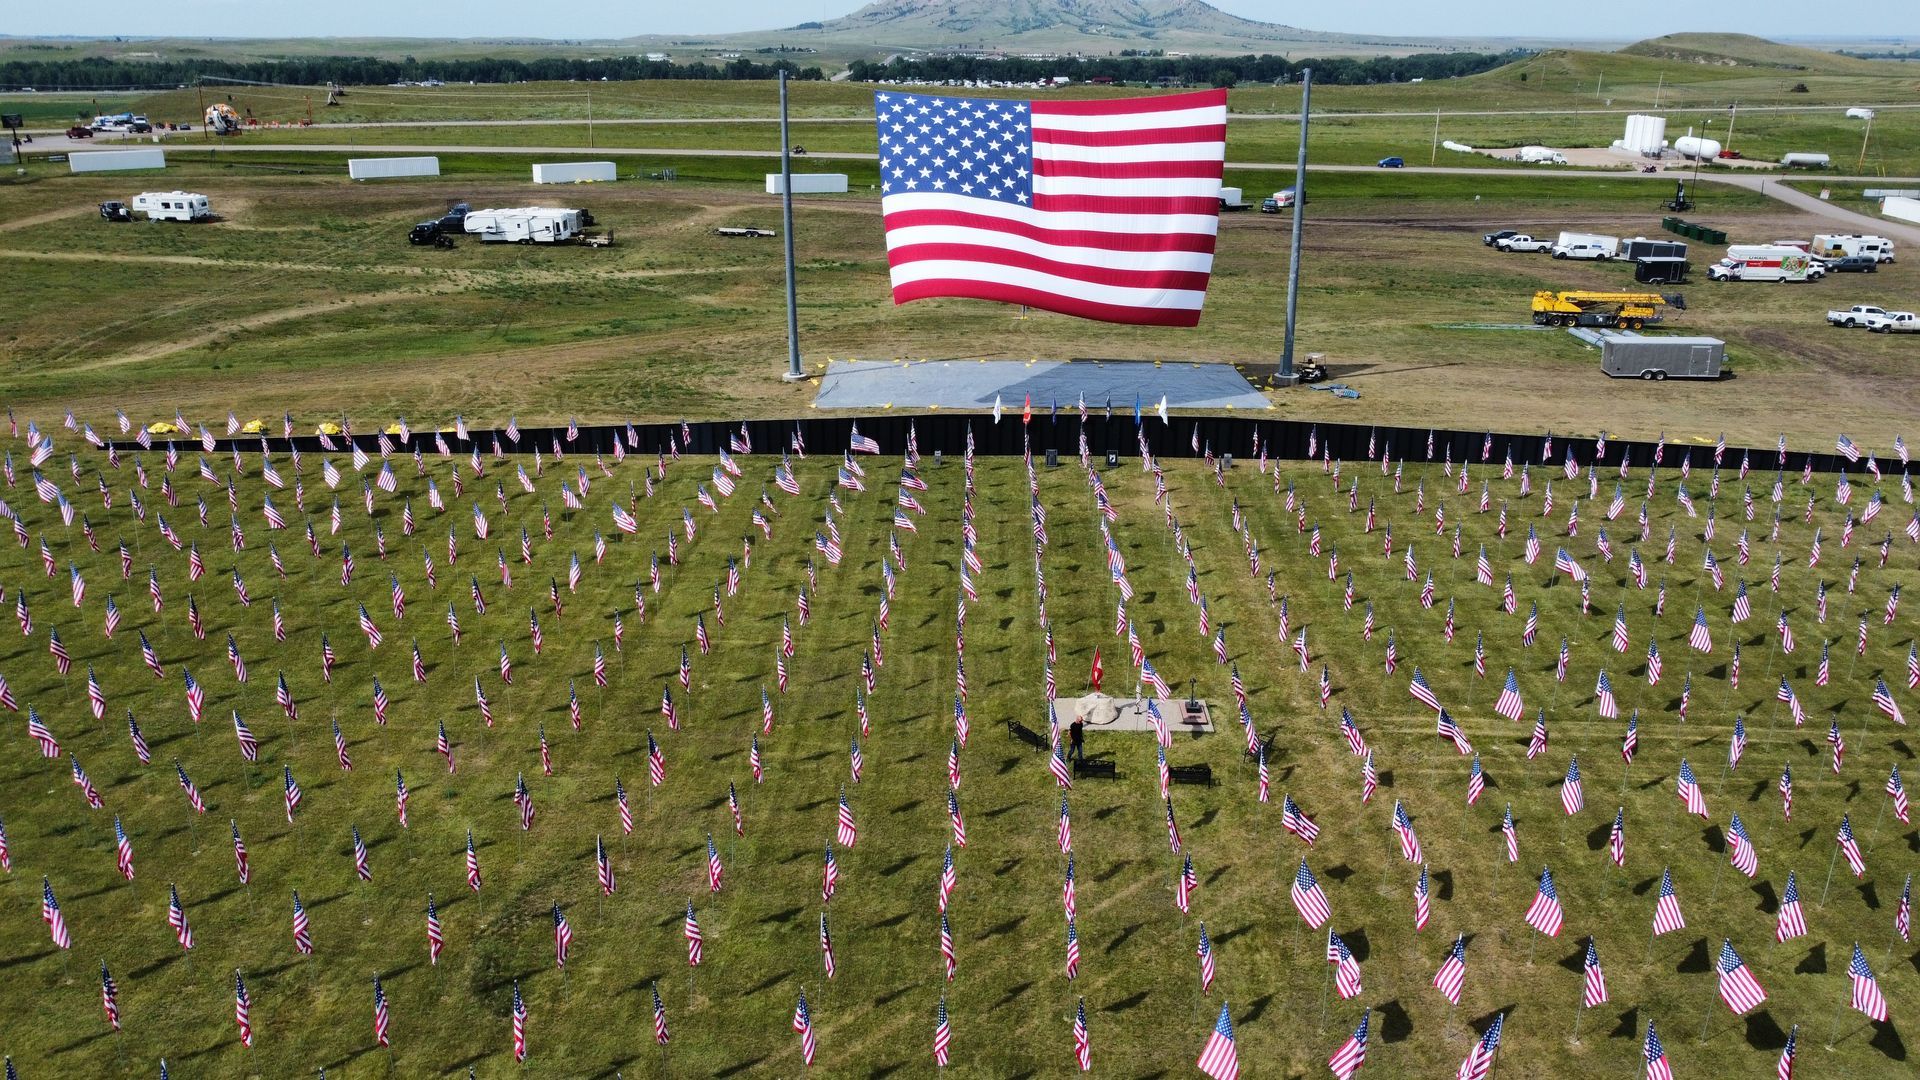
[1524,866,1565,936]
[1072,996,1091,1071]
[1290,859,1331,928]
[1643,1020,1673,1080]
[1583,937,1609,1007]
[1328,1010,1369,1080]
[1776,871,1807,941]
[792,990,817,1065]
[1653,868,1685,935]
[1194,1002,1240,1080]
[1718,939,1768,1013]
[372,976,390,1047]
[511,980,527,1062]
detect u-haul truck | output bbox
[1708,244,1822,283]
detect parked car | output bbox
[99,201,132,223]
[1483,229,1520,247]
[128,117,152,133]
[1377,156,1405,168]
[1496,234,1553,253]
[1865,311,1919,333]
[65,125,93,139]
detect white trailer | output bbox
[347,156,441,181]
[130,191,211,222]
[1552,232,1619,260]
[463,207,587,243]
[1811,234,1896,263]
[764,173,849,195]
[1846,108,1876,121]
[1516,146,1568,164]
[1780,152,1831,168]
[68,148,166,173]
[532,161,617,184]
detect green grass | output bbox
[0,438,1911,1078]
[1,168,1913,446]
[0,93,143,127]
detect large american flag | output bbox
[873,89,1228,326]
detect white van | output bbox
[131,191,212,222]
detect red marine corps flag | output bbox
[874,89,1228,326]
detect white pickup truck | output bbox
[1827,304,1887,327]
[1865,310,1919,333]
[1496,234,1553,253]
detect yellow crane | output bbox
[1530,290,1684,330]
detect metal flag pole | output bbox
[1277,68,1311,386]
[779,70,804,383]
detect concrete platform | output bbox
[1051,694,1215,735]
[813,358,1270,412]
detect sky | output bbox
[6,1,1914,43]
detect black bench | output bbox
[1073,758,1117,779]
[1006,719,1048,751]
[1169,763,1214,786]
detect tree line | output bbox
[0,55,827,91]
[846,50,1526,87]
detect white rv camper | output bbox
[462,207,587,243]
[130,191,212,222]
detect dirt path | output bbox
[0,206,97,233]
[68,287,455,370]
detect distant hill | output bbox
[1620,33,1885,72]
[649,0,1453,55]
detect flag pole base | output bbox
[782,371,808,383]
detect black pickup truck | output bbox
[407,202,471,247]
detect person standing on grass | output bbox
[1069,716,1086,764]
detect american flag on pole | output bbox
[1328,1010,1369,1080]
[1843,941,1889,1014]
[1458,1014,1503,1080]
[874,89,1228,327]
[1643,1020,1674,1080]
[1524,866,1565,936]
[1195,1002,1240,1080]
[1290,858,1332,928]
[1717,939,1769,1014]
[1653,867,1685,934]
[1433,934,1467,1003]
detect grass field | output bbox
[0,426,1913,1078]
[1,164,1915,448]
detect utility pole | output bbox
[1724,102,1738,156]
[1278,67,1311,385]
[778,69,804,381]
[1858,113,1873,171]
[587,86,595,149]
[1431,109,1440,165]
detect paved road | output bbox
[31,139,1919,241]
